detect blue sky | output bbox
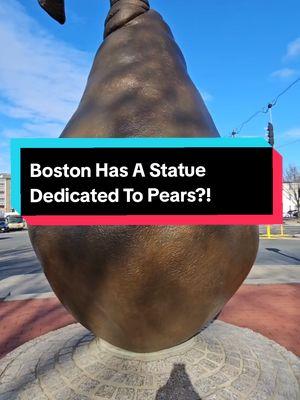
[0,0,299,172]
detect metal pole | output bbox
[280,225,284,236]
[268,105,273,124]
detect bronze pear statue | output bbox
[29,0,259,352]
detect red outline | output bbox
[24,214,281,226]
[24,149,283,226]
[272,149,283,223]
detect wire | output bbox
[232,77,300,135]
[235,108,268,135]
[277,138,300,149]
[271,77,300,107]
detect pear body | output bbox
[29,6,258,352]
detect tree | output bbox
[284,165,300,218]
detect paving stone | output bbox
[115,387,135,399]
[95,384,116,398]
[0,321,299,399]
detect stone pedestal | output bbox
[0,321,299,399]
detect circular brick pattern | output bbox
[0,321,299,399]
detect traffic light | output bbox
[267,122,274,147]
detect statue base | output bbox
[0,321,299,399]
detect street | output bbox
[0,229,300,299]
[256,237,300,265]
[0,230,52,299]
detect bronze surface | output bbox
[38,0,65,24]
[30,0,259,352]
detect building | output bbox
[0,173,11,213]
[283,181,300,216]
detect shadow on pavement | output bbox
[0,247,42,279]
[266,248,300,263]
[155,363,201,399]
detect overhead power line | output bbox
[278,138,300,149]
[271,77,300,107]
[232,77,300,136]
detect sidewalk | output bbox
[1,283,299,358]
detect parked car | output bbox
[284,210,299,219]
[5,215,25,231]
[283,212,292,218]
[292,210,299,218]
[0,218,8,232]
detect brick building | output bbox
[0,173,11,213]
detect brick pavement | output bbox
[0,284,299,359]
[219,283,300,356]
[0,297,74,358]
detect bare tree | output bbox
[284,165,300,217]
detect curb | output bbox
[259,235,300,240]
[1,292,55,302]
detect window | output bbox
[7,216,23,223]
